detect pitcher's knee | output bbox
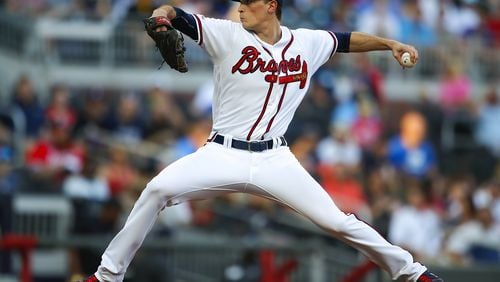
[315,212,351,234]
[144,178,171,199]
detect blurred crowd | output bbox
[0,0,500,281]
[1,0,500,48]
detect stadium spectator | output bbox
[476,88,500,156]
[443,178,476,229]
[351,53,385,104]
[399,0,437,47]
[99,145,140,197]
[10,74,45,139]
[445,205,500,265]
[317,124,361,172]
[365,168,399,237]
[417,0,440,30]
[62,155,110,201]
[74,90,109,143]
[102,93,146,145]
[387,111,437,178]
[45,84,77,131]
[474,181,500,225]
[351,97,383,150]
[476,2,500,81]
[330,76,358,128]
[144,87,186,144]
[439,60,471,112]
[355,0,401,39]
[388,181,443,262]
[477,0,500,47]
[442,0,481,38]
[25,120,84,191]
[317,162,371,222]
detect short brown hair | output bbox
[276,1,282,20]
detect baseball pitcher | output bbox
[84,1,443,281]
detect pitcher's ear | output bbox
[268,1,277,14]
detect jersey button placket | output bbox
[268,49,284,116]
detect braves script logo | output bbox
[231,46,308,89]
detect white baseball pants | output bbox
[95,141,426,282]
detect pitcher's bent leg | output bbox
[330,213,426,281]
[96,182,165,282]
[94,144,250,281]
[253,148,427,281]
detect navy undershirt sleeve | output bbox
[333,32,351,53]
[171,7,198,41]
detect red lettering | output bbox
[266,60,278,73]
[279,61,288,73]
[231,46,260,74]
[287,55,301,72]
[232,47,307,88]
[256,58,266,72]
[278,61,308,89]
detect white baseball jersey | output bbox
[192,15,337,140]
[95,14,427,282]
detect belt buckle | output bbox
[247,140,266,152]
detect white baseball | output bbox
[401,52,414,67]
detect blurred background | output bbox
[0,0,499,281]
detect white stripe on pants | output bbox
[96,142,426,282]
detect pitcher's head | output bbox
[233,0,283,29]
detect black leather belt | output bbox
[210,134,287,152]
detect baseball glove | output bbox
[143,16,188,73]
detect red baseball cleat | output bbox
[81,275,99,282]
[417,270,444,282]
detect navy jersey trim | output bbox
[193,14,203,46]
[327,31,338,57]
[281,33,295,62]
[262,46,272,57]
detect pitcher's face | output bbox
[238,0,276,31]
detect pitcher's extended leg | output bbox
[251,148,426,281]
[95,144,250,282]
